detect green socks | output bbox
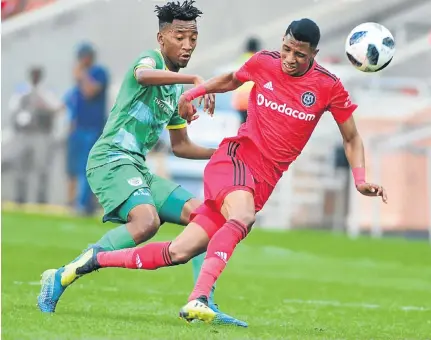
[96,224,136,251]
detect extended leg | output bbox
[37,182,161,313]
[179,189,255,323]
[175,198,218,304]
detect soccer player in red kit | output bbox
[68,18,387,324]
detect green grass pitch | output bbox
[2,211,431,339]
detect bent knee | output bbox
[129,212,161,242]
[229,211,255,231]
[222,190,256,231]
[168,243,194,264]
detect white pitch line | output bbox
[400,306,431,312]
[13,281,40,286]
[13,280,119,292]
[11,281,429,312]
[283,298,431,312]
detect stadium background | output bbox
[1,1,431,339]
[2,0,430,235]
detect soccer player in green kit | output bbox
[37,0,247,327]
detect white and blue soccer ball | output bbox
[345,22,395,73]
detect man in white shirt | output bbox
[8,66,62,204]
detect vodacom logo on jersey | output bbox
[256,93,316,121]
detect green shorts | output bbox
[86,159,194,224]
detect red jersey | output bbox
[227,50,357,186]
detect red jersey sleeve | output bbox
[234,52,261,83]
[328,80,358,124]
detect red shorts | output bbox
[190,140,275,238]
[204,140,275,212]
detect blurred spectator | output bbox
[232,37,261,123]
[238,37,261,64]
[64,87,78,208]
[8,66,62,204]
[66,42,109,215]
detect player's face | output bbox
[158,19,198,71]
[280,35,318,76]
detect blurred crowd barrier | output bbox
[348,107,431,238]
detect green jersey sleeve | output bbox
[133,49,165,76]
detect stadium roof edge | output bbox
[2,0,98,36]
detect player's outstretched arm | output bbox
[135,69,215,114]
[183,72,244,97]
[135,68,200,87]
[168,127,215,160]
[178,72,244,123]
[337,116,388,203]
[201,72,245,94]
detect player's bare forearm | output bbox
[135,69,198,86]
[338,116,387,202]
[173,142,215,160]
[178,72,241,121]
[169,127,215,160]
[343,132,365,169]
[338,116,365,169]
[201,72,244,94]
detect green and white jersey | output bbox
[87,49,187,170]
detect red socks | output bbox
[96,218,249,303]
[189,219,248,301]
[96,242,172,270]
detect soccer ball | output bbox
[345,22,395,72]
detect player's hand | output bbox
[74,64,86,82]
[194,76,215,117]
[356,183,388,203]
[178,94,198,125]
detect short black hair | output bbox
[245,37,261,53]
[285,18,320,48]
[155,0,203,30]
